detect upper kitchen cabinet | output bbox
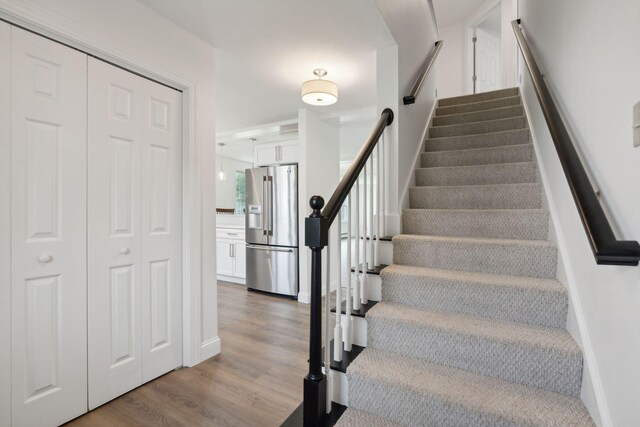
[254,140,298,166]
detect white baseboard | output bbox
[297,291,310,304]
[217,274,246,285]
[398,101,438,224]
[200,336,221,361]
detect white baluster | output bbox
[362,163,368,305]
[381,132,386,237]
[374,143,381,267]
[325,239,332,414]
[333,210,343,362]
[343,192,353,351]
[370,154,375,268]
[353,176,361,311]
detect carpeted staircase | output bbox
[336,88,595,426]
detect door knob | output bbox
[38,254,53,263]
[119,247,130,255]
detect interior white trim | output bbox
[0,0,218,370]
[519,88,610,427]
[200,336,222,361]
[0,19,11,427]
[398,100,438,224]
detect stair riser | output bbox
[425,129,530,152]
[409,184,542,210]
[415,162,537,187]
[436,96,521,116]
[421,144,533,168]
[367,318,581,396]
[438,88,520,107]
[430,116,527,139]
[393,238,557,278]
[380,273,567,328]
[402,209,549,240]
[433,106,524,127]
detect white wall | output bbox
[0,0,219,375]
[437,23,465,98]
[518,1,640,425]
[215,156,252,210]
[374,0,438,234]
[298,109,341,303]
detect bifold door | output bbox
[1,22,184,425]
[88,58,183,409]
[9,26,89,426]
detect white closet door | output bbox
[10,27,88,426]
[140,77,182,382]
[88,58,144,409]
[88,57,183,408]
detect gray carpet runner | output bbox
[337,88,594,426]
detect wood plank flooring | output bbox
[66,281,309,427]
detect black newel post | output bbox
[303,195,328,427]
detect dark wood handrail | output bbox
[321,108,394,225]
[512,19,640,266]
[403,40,443,105]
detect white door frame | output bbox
[464,0,502,94]
[464,0,519,94]
[0,1,218,394]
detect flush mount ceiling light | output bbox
[218,143,227,181]
[301,69,338,106]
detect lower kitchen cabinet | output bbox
[216,228,246,284]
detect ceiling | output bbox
[432,0,488,27]
[137,0,395,133]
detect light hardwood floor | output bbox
[67,281,309,427]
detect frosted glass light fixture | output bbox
[218,143,227,181]
[301,69,338,106]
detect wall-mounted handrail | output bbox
[512,19,640,266]
[403,40,443,105]
[303,108,394,426]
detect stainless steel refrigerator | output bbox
[245,164,298,297]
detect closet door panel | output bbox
[10,27,88,427]
[88,57,143,409]
[141,80,183,382]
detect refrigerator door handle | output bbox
[267,175,274,236]
[246,245,294,253]
[262,176,268,236]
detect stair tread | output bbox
[434,104,523,120]
[425,128,529,145]
[368,301,578,354]
[416,160,535,171]
[393,234,557,278]
[394,233,556,249]
[335,408,401,427]
[432,114,526,128]
[439,87,520,107]
[424,142,532,156]
[415,161,537,186]
[436,95,522,117]
[331,300,378,318]
[348,348,593,426]
[381,263,564,292]
[402,208,549,240]
[380,264,567,328]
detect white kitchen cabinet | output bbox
[216,228,246,283]
[254,140,298,166]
